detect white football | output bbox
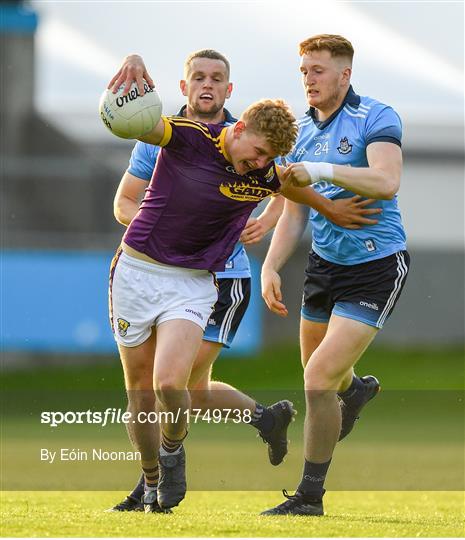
[99,80,162,139]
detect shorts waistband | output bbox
[119,250,210,277]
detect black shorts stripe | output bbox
[377,251,409,327]
[219,278,243,344]
[204,277,251,347]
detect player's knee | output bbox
[155,378,186,405]
[304,362,339,392]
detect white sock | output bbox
[159,444,183,457]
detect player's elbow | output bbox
[377,189,396,200]
[113,203,123,224]
[113,200,130,226]
[377,177,400,200]
[380,186,398,200]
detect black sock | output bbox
[249,403,275,433]
[129,473,145,500]
[338,375,366,408]
[297,459,331,500]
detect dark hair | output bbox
[184,49,230,79]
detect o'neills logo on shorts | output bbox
[360,301,379,311]
[185,308,203,320]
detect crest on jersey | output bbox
[117,318,130,337]
[337,137,353,155]
[364,239,377,252]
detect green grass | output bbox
[2,346,463,536]
[2,344,464,391]
[1,490,463,537]
[2,423,463,492]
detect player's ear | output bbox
[341,66,352,85]
[180,80,188,97]
[233,121,246,138]
[225,82,233,99]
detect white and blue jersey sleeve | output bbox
[287,88,406,266]
[126,140,251,278]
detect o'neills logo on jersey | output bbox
[219,180,275,202]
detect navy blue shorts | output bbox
[301,251,410,329]
[204,277,251,348]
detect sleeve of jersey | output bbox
[127,141,160,180]
[158,116,209,153]
[365,106,402,147]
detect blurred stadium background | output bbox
[1,0,464,496]
[2,0,463,358]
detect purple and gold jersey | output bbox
[123,116,280,272]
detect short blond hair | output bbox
[299,34,354,63]
[240,99,297,157]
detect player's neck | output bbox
[184,106,225,124]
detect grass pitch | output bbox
[2,345,463,536]
[1,490,463,537]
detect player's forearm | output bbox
[331,164,400,200]
[262,205,307,273]
[285,143,402,200]
[281,183,348,224]
[114,197,139,226]
[293,186,339,219]
[256,195,285,234]
[137,117,166,145]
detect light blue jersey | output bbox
[126,107,251,278]
[287,86,407,265]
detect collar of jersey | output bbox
[175,105,233,161]
[176,105,237,125]
[218,127,231,162]
[306,85,361,130]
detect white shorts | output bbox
[109,251,218,347]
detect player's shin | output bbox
[301,389,340,498]
[125,389,161,460]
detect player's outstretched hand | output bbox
[330,196,382,229]
[281,163,312,188]
[261,268,288,317]
[108,54,155,96]
[240,217,267,245]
